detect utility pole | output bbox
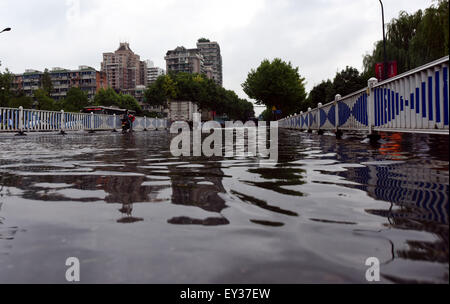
[378,1,388,80]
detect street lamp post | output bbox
[0,27,11,34]
[1,27,12,66]
[378,1,387,80]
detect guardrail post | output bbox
[367,77,380,143]
[143,116,147,131]
[299,111,304,130]
[89,112,95,133]
[334,94,342,139]
[307,107,312,133]
[112,114,117,132]
[60,110,66,135]
[317,103,324,135]
[15,106,26,136]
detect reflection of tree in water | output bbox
[0,170,160,224]
[0,175,20,243]
[370,209,449,283]
[99,175,147,224]
[244,167,305,197]
[367,206,449,261]
[101,134,144,223]
[167,160,229,226]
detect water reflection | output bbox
[243,167,305,197]
[167,160,228,226]
[0,130,448,283]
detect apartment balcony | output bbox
[52,76,69,80]
[54,85,69,89]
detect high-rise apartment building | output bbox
[165,46,205,75]
[196,39,223,86]
[146,60,165,85]
[101,42,147,91]
[148,67,165,85]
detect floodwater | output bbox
[0,129,448,284]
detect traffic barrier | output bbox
[280,56,449,135]
[0,107,169,134]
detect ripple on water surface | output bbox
[0,130,448,283]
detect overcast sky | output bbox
[0,0,434,115]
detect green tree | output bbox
[0,69,13,107]
[34,88,56,111]
[307,67,366,109]
[363,1,449,78]
[332,66,367,97]
[145,76,169,107]
[410,0,449,67]
[307,79,335,109]
[94,88,121,107]
[61,87,89,112]
[8,95,34,109]
[242,58,307,117]
[41,68,53,95]
[260,108,273,121]
[120,94,142,114]
[143,72,254,121]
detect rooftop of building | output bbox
[18,66,99,76]
[166,46,203,56]
[116,42,133,52]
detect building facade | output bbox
[101,42,147,92]
[147,67,165,85]
[196,39,223,86]
[165,46,205,75]
[145,59,165,85]
[13,66,107,101]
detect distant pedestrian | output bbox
[128,112,135,132]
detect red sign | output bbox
[388,61,397,78]
[375,61,398,81]
[375,63,384,81]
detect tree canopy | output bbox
[0,69,13,107]
[307,79,335,109]
[8,95,34,109]
[332,66,367,97]
[61,87,89,112]
[94,88,121,108]
[94,88,142,114]
[362,0,449,78]
[306,66,368,109]
[306,1,448,110]
[34,88,56,111]
[144,72,254,121]
[242,58,307,117]
[120,94,142,114]
[42,68,53,96]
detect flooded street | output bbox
[0,129,448,284]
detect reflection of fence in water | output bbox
[340,164,448,225]
[311,131,449,225]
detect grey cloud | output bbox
[0,0,433,115]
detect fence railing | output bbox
[279,56,449,135]
[0,108,169,134]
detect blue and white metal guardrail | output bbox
[280,56,449,135]
[0,108,169,134]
